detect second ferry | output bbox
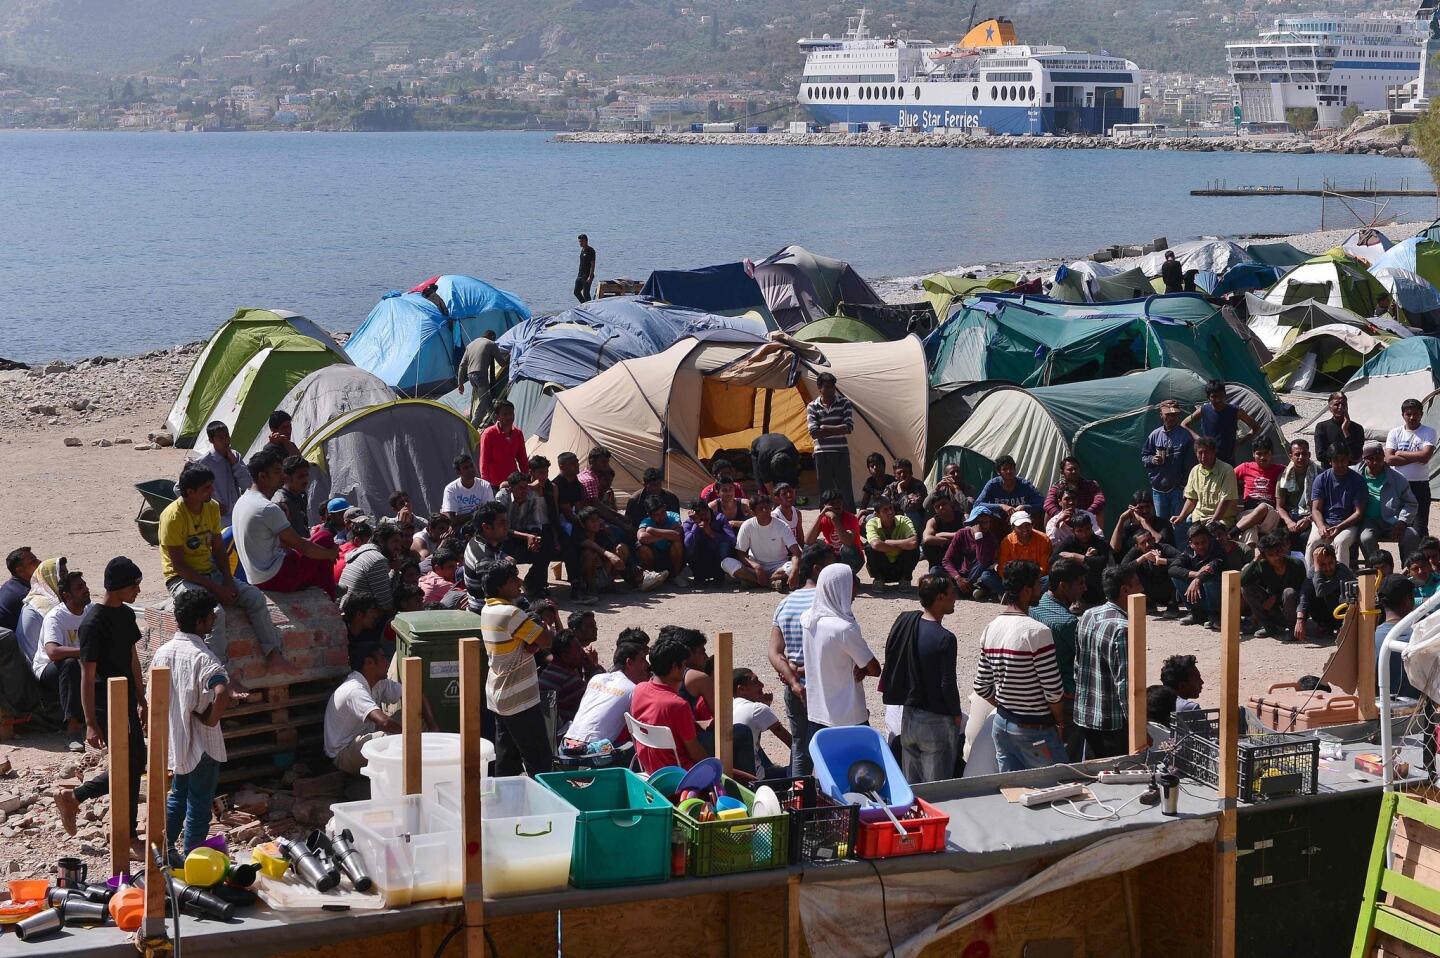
[797,11,1141,135]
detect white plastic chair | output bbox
[624,713,683,772]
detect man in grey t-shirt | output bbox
[232,449,336,596]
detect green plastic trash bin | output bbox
[389,610,485,732]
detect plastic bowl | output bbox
[8,879,48,902]
[647,767,687,797]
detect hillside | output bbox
[0,0,1412,80]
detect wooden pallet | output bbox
[1354,793,1440,957]
[217,678,333,785]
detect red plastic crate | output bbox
[854,798,950,859]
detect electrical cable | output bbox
[432,921,498,958]
[1050,791,1147,823]
[864,859,897,958]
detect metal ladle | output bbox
[848,759,907,836]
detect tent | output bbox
[925,368,1284,516]
[1373,266,1440,329]
[1246,242,1312,269]
[1242,294,1396,353]
[835,301,937,339]
[1050,263,1154,304]
[1371,237,1440,287]
[751,246,884,332]
[345,275,530,398]
[1138,240,1252,279]
[1320,337,1440,442]
[639,262,776,326]
[496,298,768,438]
[300,399,478,524]
[186,339,347,457]
[234,365,395,459]
[1211,262,1285,297]
[1340,227,1392,264]
[927,293,1280,407]
[530,333,927,501]
[1263,255,1387,317]
[1261,324,1394,392]
[167,308,350,448]
[921,273,1019,321]
[792,315,892,344]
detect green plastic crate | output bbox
[537,767,671,888]
[674,780,790,877]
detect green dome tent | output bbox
[193,338,350,457]
[925,368,1284,518]
[927,293,1281,409]
[792,315,892,344]
[166,308,350,448]
[921,273,1019,320]
[1246,242,1312,269]
[1261,325,1395,392]
[1263,254,1387,318]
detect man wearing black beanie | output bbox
[54,556,147,850]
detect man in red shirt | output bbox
[628,633,707,772]
[478,401,530,490]
[804,487,864,573]
[1233,439,1284,551]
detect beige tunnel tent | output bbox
[530,334,927,501]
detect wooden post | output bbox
[1356,571,1380,721]
[402,656,423,796]
[1213,570,1241,958]
[786,874,802,958]
[106,677,130,880]
[458,637,486,956]
[1126,592,1147,755]
[143,667,171,939]
[714,631,734,776]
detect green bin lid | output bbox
[389,610,482,642]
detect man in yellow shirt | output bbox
[1174,436,1238,536]
[998,511,1052,576]
[160,466,296,687]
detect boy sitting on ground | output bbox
[637,496,687,586]
[722,494,801,590]
[864,497,920,589]
[576,507,664,597]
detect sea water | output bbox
[0,130,1433,359]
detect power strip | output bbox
[1022,782,1090,807]
[1096,769,1155,784]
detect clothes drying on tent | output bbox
[750,245,884,331]
[1314,337,1440,444]
[639,262,776,326]
[1051,263,1153,303]
[496,297,768,439]
[1246,242,1312,269]
[529,332,927,501]
[229,365,395,459]
[167,308,350,448]
[1137,240,1251,279]
[301,399,478,524]
[925,368,1284,515]
[920,273,1019,321]
[1263,254,1387,318]
[1261,324,1394,393]
[835,300,936,338]
[345,275,529,398]
[926,293,1281,409]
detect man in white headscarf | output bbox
[801,564,879,736]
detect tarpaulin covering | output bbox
[1138,239,1252,278]
[1212,262,1284,296]
[346,275,529,398]
[639,262,775,325]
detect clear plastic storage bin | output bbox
[330,793,461,907]
[360,732,494,802]
[481,776,580,897]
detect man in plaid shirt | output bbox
[1073,563,1142,760]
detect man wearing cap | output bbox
[162,466,295,684]
[54,557,148,844]
[1144,399,1197,536]
[1356,439,1419,564]
[232,449,338,597]
[943,504,1004,600]
[309,498,352,549]
[185,421,251,520]
[998,510,1052,577]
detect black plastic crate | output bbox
[759,775,860,865]
[1172,723,1319,802]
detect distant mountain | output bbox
[0,0,1408,79]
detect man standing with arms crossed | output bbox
[575,234,596,303]
[807,372,856,511]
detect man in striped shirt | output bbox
[807,372,856,511]
[1074,563,1142,760]
[973,560,1068,771]
[477,559,554,776]
[766,544,834,775]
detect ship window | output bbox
[860,86,868,100]
[844,87,850,99]
[1000,86,1008,101]
[973,86,979,100]
[1029,85,1036,101]
[991,86,998,99]
[914,86,920,100]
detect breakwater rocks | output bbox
[555,130,1417,157]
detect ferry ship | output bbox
[1227,11,1426,128]
[796,11,1141,135]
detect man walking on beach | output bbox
[575,234,596,303]
[807,372,855,510]
[1161,251,1184,294]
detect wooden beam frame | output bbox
[402,656,422,796]
[1356,571,1379,721]
[459,637,486,956]
[1126,592,1147,755]
[143,666,171,939]
[107,676,130,880]
[714,631,734,776]
[1213,570,1240,958]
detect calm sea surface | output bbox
[1,130,1435,359]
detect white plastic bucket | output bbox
[360,732,494,802]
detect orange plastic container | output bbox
[1247,682,1363,732]
[109,887,144,932]
[6,879,48,902]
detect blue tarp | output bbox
[1212,262,1284,297]
[346,275,530,397]
[640,262,775,325]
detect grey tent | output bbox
[751,245,885,331]
[1246,242,1312,269]
[300,399,478,523]
[238,365,396,458]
